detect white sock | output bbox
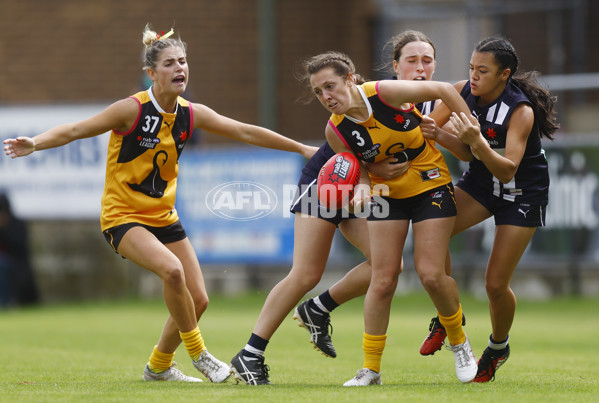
[312,297,329,313]
[489,335,509,350]
[244,345,264,357]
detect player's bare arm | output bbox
[192,102,317,159]
[3,98,138,158]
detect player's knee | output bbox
[485,281,509,300]
[161,262,186,288]
[419,273,443,294]
[370,276,398,299]
[193,295,209,318]
[298,272,322,290]
[288,266,324,290]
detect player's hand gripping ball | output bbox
[317,152,361,209]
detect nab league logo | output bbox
[205,181,278,221]
[137,136,160,149]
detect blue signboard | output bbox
[176,147,306,265]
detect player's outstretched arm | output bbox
[192,102,317,159]
[3,98,138,158]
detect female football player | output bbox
[3,24,316,383]
[420,36,558,382]
[303,51,477,386]
[293,29,469,359]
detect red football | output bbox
[317,152,361,209]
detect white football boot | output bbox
[143,362,203,382]
[343,368,382,386]
[447,336,477,383]
[192,350,231,383]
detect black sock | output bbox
[244,333,269,356]
[316,290,339,312]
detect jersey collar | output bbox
[148,86,178,115]
[343,85,372,124]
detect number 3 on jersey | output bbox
[352,130,365,146]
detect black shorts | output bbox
[289,175,358,226]
[368,184,457,222]
[456,181,547,227]
[103,220,187,254]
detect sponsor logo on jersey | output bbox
[137,136,160,149]
[358,144,381,160]
[485,127,499,146]
[393,114,411,129]
[420,167,441,181]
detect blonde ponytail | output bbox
[141,23,185,71]
[142,24,175,48]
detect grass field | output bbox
[1,292,597,402]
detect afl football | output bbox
[317,152,361,209]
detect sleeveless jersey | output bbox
[328,81,451,199]
[100,88,193,231]
[300,97,432,184]
[460,81,549,203]
[301,142,336,180]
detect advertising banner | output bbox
[1,103,597,267]
[176,148,305,264]
[444,138,599,265]
[0,105,109,219]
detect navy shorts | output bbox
[289,175,358,226]
[457,179,547,227]
[103,220,187,254]
[368,183,457,222]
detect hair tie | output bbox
[156,28,174,40]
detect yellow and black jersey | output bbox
[328,81,451,199]
[100,88,193,231]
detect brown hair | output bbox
[296,51,366,103]
[379,30,436,74]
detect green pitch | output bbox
[0,292,597,402]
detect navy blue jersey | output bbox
[415,100,434,116]
[300,142,336,182]
[459,81,549,204]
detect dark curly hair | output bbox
[475,37,559,140]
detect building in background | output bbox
[0,0,597,302]
[0,0,596,138]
